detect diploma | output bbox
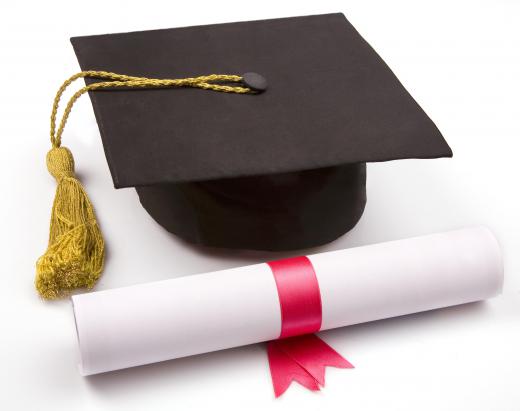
[72,226,503,389]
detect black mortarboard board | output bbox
[70,13,452,251]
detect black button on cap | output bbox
[242,72,267,92]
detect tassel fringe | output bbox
[35,147,104,299]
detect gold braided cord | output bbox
[50,71,250,147]
[37,71,250,299]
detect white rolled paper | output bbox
[72,226,503,375]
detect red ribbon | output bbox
[266,257,354,397]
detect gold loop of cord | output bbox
[50,71,251,148]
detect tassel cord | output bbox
[50,71,250,148]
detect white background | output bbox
[1,1,519,410]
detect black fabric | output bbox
[71,13,451,188]
[136,164,366,250]
[70,13,452,250]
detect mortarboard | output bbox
[36,13,452,298]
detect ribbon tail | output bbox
[267,340,320,397]
[267,334,354,397]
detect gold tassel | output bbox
[35,147,104,299]
[36,71,251,299]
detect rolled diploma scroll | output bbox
[72,226,503,375]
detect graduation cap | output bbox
[35,13,451,299]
